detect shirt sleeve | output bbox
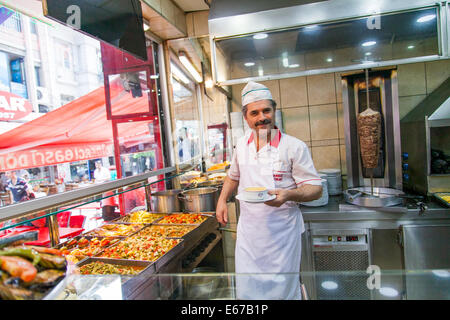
[291,141,322,187]
[227,147,240,181]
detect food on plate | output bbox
[78,261,145,275]
[0,256,37,282]
[0,245,67,300]
[59,237,120,258]
[208,173,226,182]
[99,236,181,261]
[156,213,207,224]
[85,224,144,237]
[207,161,230,172]
[137,225,196,238]
[245,187,267,192]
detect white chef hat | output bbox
[241,81,272,107]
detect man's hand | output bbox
[265,189,290,207]
[215,199,228,226]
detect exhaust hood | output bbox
[208,0,446,85]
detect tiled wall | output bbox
[230,59,450,177]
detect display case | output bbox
[0,162,225,300]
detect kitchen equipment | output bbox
[318,169,342,195]
[344,187,405,207]
[401,78,450,196]
[310,228,371,300]
[179,187,219,212]
[342,69,403,203]
[151,189,183,213]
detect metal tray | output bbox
[434,192,450,208]
[75,257,156,298]
[109,213,169,224]
[84,223,146,238]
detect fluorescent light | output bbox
[365,52,372,56]
[432,270,450,278]
[362,41,377,47]
[244,62,255,67]
[288,64,300,68]
[417,14,436,23]
[305,24,319,30]
[379,287,398,297]
[171,63,190,84]
[253,33,268,40]
[321,281,338,290]
[150,75,159,79]
[407,45,415,49]
[326,58,333,62]
[179,52,203,83]
[205,79,214,89]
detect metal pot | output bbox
[151,189,183,213]
[179,187,218,212]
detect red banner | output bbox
[0,91,33,121]
[0,143,114,171]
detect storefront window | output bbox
[171,62,202,165]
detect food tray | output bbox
[94,237,184,273]
[135,224,198,239]
[75,257,156,298]
[83,223,146,238]
[109,213,169,224]
[53,235,124,261]
[434,192,450,208]
[154,213,211,225]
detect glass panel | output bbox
[107,69,152,117]
[170,64,201,165]
[215,7,440,82]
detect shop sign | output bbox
[0,143,113,171]
[0,91,33,121]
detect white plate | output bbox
[235,194,276,203]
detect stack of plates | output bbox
[319,169,342,195]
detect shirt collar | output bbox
[247,126,282,148]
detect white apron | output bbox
[235,142,303,300]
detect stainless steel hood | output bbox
[208,0,441,39]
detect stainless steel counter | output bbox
[300,195,450,223]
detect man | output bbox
[5,170,31,204]
[216,81,323,300]
[93,160,111,183]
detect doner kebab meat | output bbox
[357,107,381,169]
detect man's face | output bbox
[95,162,101,169]
[244,100,275,133]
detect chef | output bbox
[216,81,323,300]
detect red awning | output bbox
[0,79,155,171]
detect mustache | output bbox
[255,119,272,126]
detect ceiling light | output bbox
[179,51,203,83]
[432,270,450,278]
[321,281,338,290]
[407,45,415,49]
[244,62,255,67]
[379,287,398,297]
[150,74,159,79]
[305,24,319,30]
[326,58,333,62]
[205,79,214,89]
[288,64,300,68]
[362,41,377,47]
[417,14,436,23]
[171,63,190,84]
[253,33,268,40]
[143,21,150,32]
[365,52,372,56]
